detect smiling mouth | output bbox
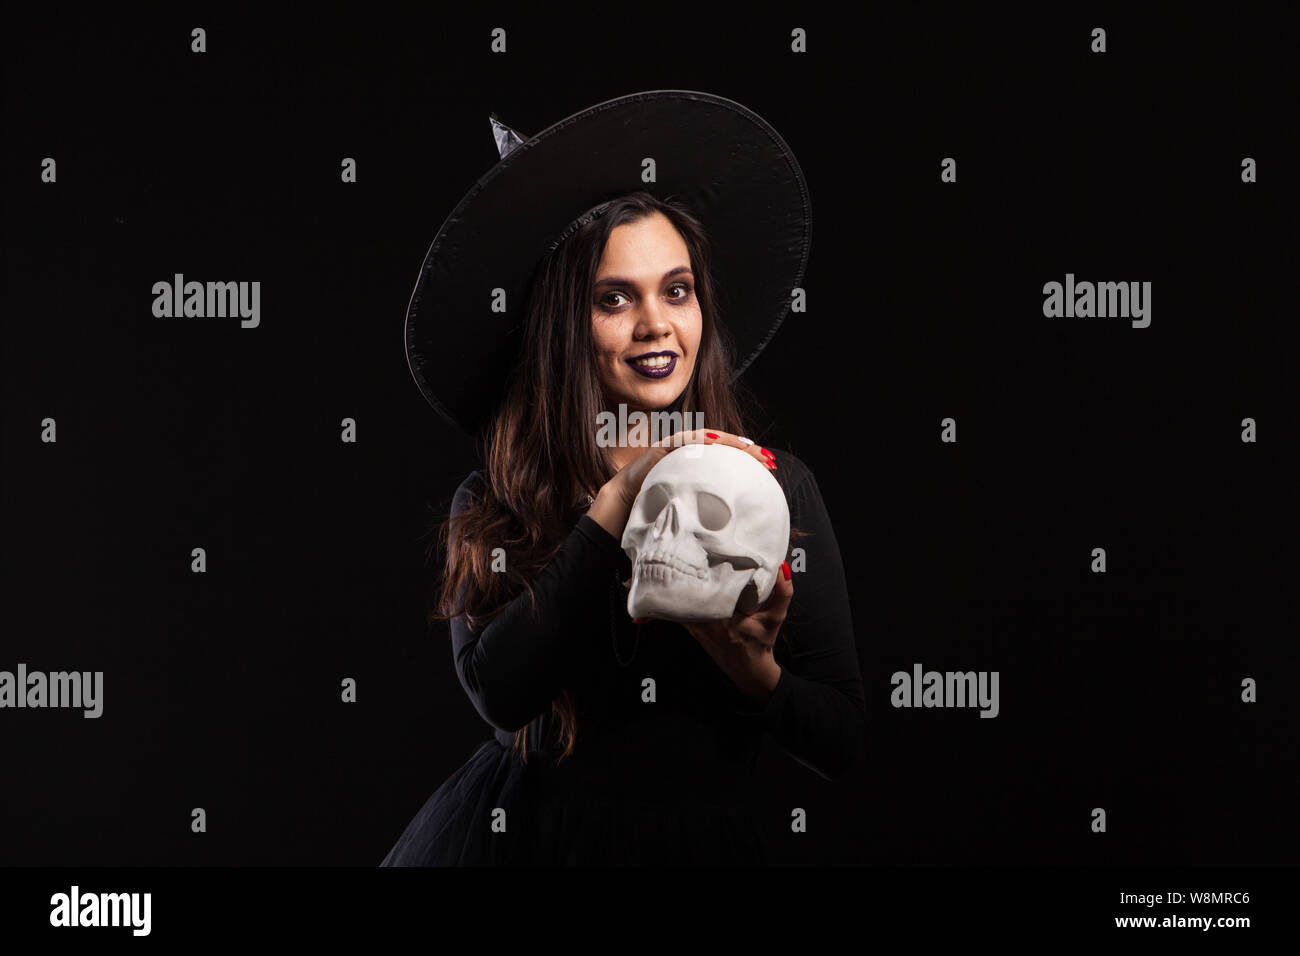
[627,353,678,378]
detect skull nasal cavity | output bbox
[653,502,679,536]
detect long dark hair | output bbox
[428,190,801,762]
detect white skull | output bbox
[621,443,790,622]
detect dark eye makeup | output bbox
[598,282,694,311]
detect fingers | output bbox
[654,429,776,473]
[755,560,794,622]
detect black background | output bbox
[4,4,1297,867]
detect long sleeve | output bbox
[742,452,868,780]
[446,471,626,733]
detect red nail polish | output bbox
[760,447,774,459]
[705,432,719,439]
[632,618,647,624]
[781,561,791,581]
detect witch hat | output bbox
[404,90,811,438]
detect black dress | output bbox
[380,448,866,865]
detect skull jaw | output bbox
[626,562,756,622]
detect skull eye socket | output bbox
[636,483,670,523]
[695,491,731,531]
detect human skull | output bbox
[621,443,790,622]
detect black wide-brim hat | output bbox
[404,89,811,438]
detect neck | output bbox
[599,399,660,474]
[606,442,644,473]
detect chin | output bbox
[628,382,680,407]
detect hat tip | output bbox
[489,114,526,160]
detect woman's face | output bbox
[590,211,702,415]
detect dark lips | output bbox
[627,355,678,379]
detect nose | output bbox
[633,297,673,341]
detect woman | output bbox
[384,92,865,865]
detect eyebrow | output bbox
[593,266,693,288]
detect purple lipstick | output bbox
[626,349,678,379]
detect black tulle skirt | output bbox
[380,737,767,866]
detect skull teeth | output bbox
[635,554,709,582]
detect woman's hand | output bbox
[681,560,793,705]
[588,429,775,540]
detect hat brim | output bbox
[405,89,811,437]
